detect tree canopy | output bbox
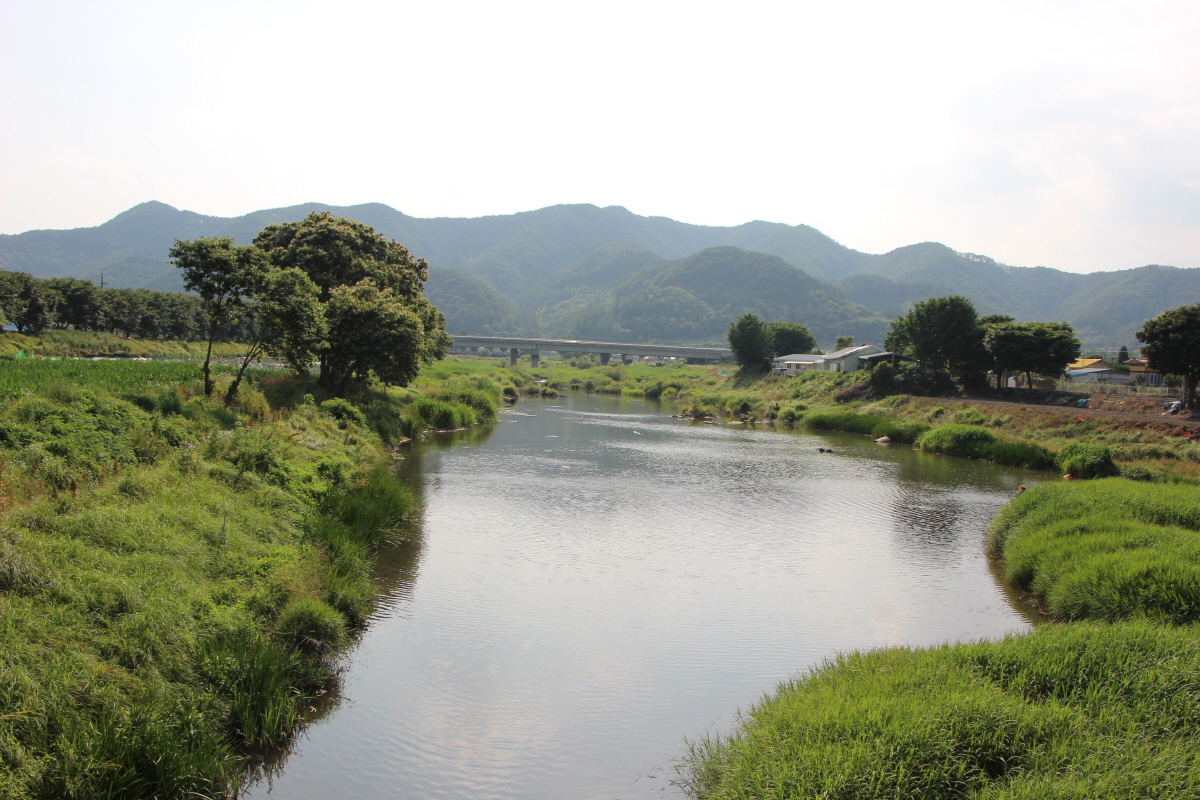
[984,321,1080,390]
[769,322,817,357]
[728,313,773,373]
[1137,303,1200,410]
[253,212,450,393]
[169,236,270,396]
[886,296,989,386]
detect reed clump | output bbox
[804,411,930,443]
[917,423,1057,470]
[680,621,1200,799]
[989,479,1200,622]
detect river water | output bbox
[245,394,1038,800]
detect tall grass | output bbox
[917,424,1057,470]
[989,479,1200,622]
[803,411,930,443]
[679,621,1200,799]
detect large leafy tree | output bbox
[170,236,270,396]
[222,268,327,406]
[1137,303,1200,410]
[727,313,773,372]
[886,296,989,386]
[985,321,1080,390]
[768,321,817,357]
[254,212,449,393]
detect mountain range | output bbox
[2,200,1198,348]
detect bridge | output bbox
[449,335,732,368]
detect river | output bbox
[244,393,1038,799]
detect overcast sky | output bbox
[3,0,1198,274]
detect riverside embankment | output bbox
[0,355,504,799]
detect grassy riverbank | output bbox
[677,469,1200,797]
[680,620,1200,799]
[0,354,502,798]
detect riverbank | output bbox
[0,354,503,798]
[677,469,1200,797]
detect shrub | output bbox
[275,596,346,656]
[1056,442,1120,479]
[319,397,366,427]
[918,424,1056,469]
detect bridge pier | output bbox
[599,353,611,366]
[510,348,519,367]
[530,350,540,368]
[622,354,633,365]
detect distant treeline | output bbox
[0,270,249,341]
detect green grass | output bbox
[679,621,1200,799]
[0,358,446,798]
[918,424,1058,470]
[803,411,930,443]
[989,479,1200,622]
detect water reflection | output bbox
[243,395,1037,800]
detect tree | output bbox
[323,279,449,395]
[1118,345,1130,364]
[767,321,817,358]
[835,335,854,350]
[886,296,989,387]
[223,268,327,406]
[1137,303,1200,410]
[254,212,447,392]
[170,236,270,396]
[727,313,773,372]
[985,322,1080,391]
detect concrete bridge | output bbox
[449,335,732,368]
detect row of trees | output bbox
[884,297,1081,392]
[0,272,254,341]
[171,211,451,401]
[728,294,1199,410]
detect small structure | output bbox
[772,344,884,375]
[1066,367,1132,385]
[772,353,827,376]
[1068,357,1112,371]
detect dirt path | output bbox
[928,395,1200,431]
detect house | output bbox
[1066,367,1132,385]
[1068,357,1112,371]
[821,344,883,372]
[1126,363,1164,386]
[772,344,884,375]
[772,353,827,376]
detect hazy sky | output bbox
[3,0,1198,273]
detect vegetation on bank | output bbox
[990,480,1200,622]
[680,621,1200,799]
[0,355,502,799]
[0,330,248,360]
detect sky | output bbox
[2,0,1199,274]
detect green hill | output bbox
[3,201,1198,348]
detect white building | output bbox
[773,345,883,375]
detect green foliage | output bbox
[918,424,1057,470]
[887,295,989,386]
[727,313,773,372]
[985,320,1081,388]
[804,411,930,442]
[766,321,817,358]
[320,397,366,427]
[991,480,1200,622]
[1055,442,1120,479]
[681,621,1200,799]
[1137,303,1200,409]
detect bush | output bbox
[918,424,1056,470]
[275,596,346,656]
[319,397,366,427]
[990,480,1200,622]
[1057,442,1120,479]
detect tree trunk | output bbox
[223,342,263,408]
[203,319,219,397]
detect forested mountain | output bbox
[3,200,1198,348]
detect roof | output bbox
[1067,368,1116,375]
[1068,358,1108,370]
[823,344,881,360]
[773,353,826,363]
